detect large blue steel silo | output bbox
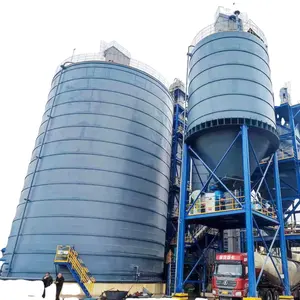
[186,30,279,188]
[2,44,173,282]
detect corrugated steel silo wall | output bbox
[188,31,275,129]
[186,31,278,180]
[3,62,173,282]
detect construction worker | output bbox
[42,272,53,298]
[55,273,65,300]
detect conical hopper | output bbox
[188,126,278,189]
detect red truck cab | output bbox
[212,253,249,299]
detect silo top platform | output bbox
[55,40,169,90]
[191,6,267,47]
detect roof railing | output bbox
[191,19,267,47]
[54,52,169,88]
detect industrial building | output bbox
[1,5,300,300]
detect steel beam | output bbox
[175,143,189,293]
[186,131,241,214]
[274,153,291,295]
[191,156,204,189]
[189,146,243,207]
[183,234,217,285]
[256,226,281,287]
[254,221,283,286]
[289,106,300,194]
[249,140,276,208]
[242,125,256,297]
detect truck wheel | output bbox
[272,290,279,300]
[264,290,273,300]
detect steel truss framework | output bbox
[165,88,185,295]
[175,124,291,297]
[166,85,219,295]
[255,104,300,249]
[276,104,300,226]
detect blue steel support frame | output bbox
[242,125,256,297]
[275,104,300,222]
[175,124,285,296]
[284,105,300,224]
[175,143,189,292]
[182,235,218,286]
[274,153,291,295]
[253,220,283,286]
[289,105,300,195]
[187,131,242,214]
[166,84,186,295]
[166,102,182,245]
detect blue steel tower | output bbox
[254,86,300,254]
[175,7,291,298]
[166,80,218,296]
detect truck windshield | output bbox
[215,263,242,276]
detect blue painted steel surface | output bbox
[242,125,256,297]
[281,105,300,206]
[274,153,291,295]
[258,104,300,212]
[166,91,185,294]
[187,131,241,215]
[186,31,278,186]
[2,61,173,281]
[175,143,189,292]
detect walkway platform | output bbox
[186,209,279,229]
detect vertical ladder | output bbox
[6,67,66,276]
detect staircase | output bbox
[168,257,176,295]
[54,245,95,298]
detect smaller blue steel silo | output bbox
[186,8,279,188]
[175,7,291,297]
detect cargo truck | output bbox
[212,252,300,300]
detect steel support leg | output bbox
[242,125,256,297]
[274,153,291,295]
[175,143,189,293]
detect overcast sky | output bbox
[0,0,299,248]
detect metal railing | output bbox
[284,224,300,235]
[54,246,95,295]
[260,148,295,164]
[191,19,267,47]
[188,196,276,219]
[54,53,169,88]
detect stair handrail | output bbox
[54,245,95,295]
